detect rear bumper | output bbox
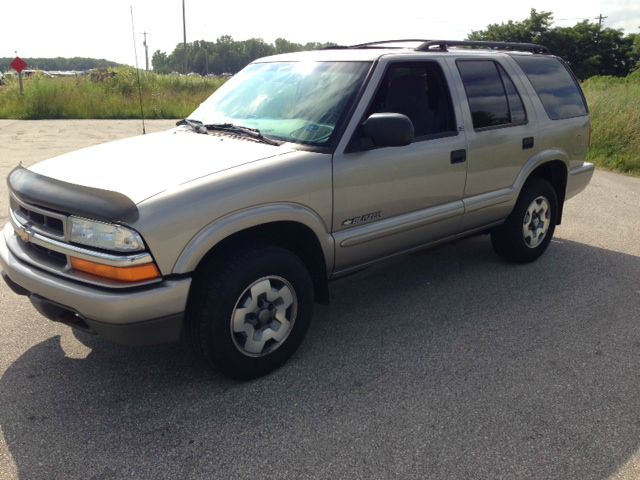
[566,162,595,200]
[1,230,191,346]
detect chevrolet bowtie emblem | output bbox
[16,225,31,243]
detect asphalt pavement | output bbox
[0,120,639,479]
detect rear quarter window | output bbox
[513,56,588,120]
[456,59,527,130]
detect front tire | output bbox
[491,177,558,264]
[187,246,314,380]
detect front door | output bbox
[332,59,468,272]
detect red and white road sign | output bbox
[10,57,27,73]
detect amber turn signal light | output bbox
[70,257,161,283]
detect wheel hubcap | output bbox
[522,195,551,249]
[230,276,297,357]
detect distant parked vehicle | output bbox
[12,70,49,78]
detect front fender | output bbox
[172,202,334,274]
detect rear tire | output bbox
[491,177,558,264]
[186,246,314,380]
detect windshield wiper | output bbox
[204,123,281,146]
[176,118,208,134]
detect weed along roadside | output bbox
[582,71,640,175]
[0,68,225,120]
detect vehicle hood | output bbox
[28,129,296,204]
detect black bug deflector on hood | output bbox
[7,166,139,223]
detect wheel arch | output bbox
[174,203,334,304]
[515,151,569,224]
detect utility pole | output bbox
[596,14,608,27]
[203,23,208,76]
[182,0,187,74]
[142,31,150,71]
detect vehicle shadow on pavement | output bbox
[1,236,640,479]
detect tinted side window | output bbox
[497,64,526,124]
[513,56,588,120]
[457,60,510,129]
[366,61,457,139]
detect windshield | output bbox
[190,61,371,147]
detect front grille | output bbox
[28,243,68,267]
[10,195,67,239]
[17,205,65,235]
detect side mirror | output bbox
[361,113,414,147]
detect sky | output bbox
[1,0,639,67]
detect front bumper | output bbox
[0,229,191,346]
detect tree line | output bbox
[0,57,120,72]
[151,36,335,75]
[468,9,639,79]
[153,11,638,79]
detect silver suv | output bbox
[1,40,593,379]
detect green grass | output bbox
[582,70,640,175]
[0,68,224,119]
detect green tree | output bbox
[274,38,303,54]
[467,9,639,79]
[545,22,636,78]
[151,50,170,74]
[630,33,640,70]
[150,36,333,75]
[468,9,553,43]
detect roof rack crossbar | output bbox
[416,40,550,54]
[350,39,432,48]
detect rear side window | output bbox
[456,60,527,130]
[513,56,588,120]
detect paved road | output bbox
[0,120,639,479]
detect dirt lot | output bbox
[0,120,639,480]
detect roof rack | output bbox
[323,39,551,54]
[350,39,431,48]
[415,40,550,54]
[322,39,431,50]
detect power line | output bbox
[554,14,608,26]
[555,17,592,22]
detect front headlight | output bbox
[69,217,145,252]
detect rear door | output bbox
[446,57,539,227]
[331,58,468,272]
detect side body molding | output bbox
[172,202,335,274]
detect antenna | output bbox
[130,6,146,135]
